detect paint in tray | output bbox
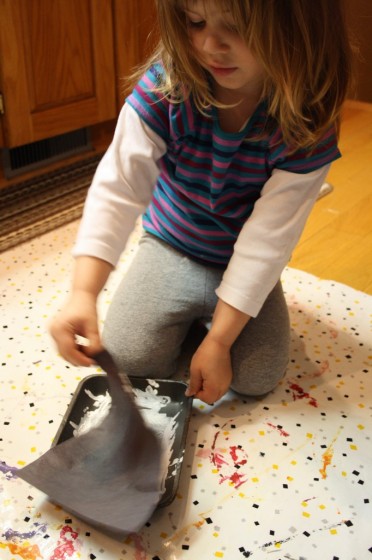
[53,374,193,507]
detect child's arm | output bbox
[186,299,250,403]
[188,163,330,403]
[72,104,166,265]
[50,104,166,365]
[216,164,331,318]
[50,256,113,366]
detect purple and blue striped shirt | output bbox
[127,64,340,267]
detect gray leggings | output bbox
[102,233,290,397]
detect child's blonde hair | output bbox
[132,0,354,150]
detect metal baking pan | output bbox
[53,374,193,508]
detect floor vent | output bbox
[1,128,91,178]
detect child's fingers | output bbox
[185,369,203,397]
[194,386,222,406]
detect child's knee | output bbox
[230,363,287,397]
[102,329,176,378]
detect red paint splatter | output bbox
[230,446,239,461]
[211,451,228,467]
[131,534,147,560]
[196,448,211,459]
[195,422,251,489]
[267,423,289,437]
[330,330,338,339]
[289,383,318,407]
[211,430,220,448]
[211,424,229,467]
[50,526,80,560]
[209,424,249,488]
[230,446,248,466]
[219,471,247,489]
[312,360,330,377]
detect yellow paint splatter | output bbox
[320,445,334,479]
[0,541,42,560]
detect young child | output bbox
[50,0,353,404]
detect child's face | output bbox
[184,0,264,99]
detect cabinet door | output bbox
[0,0,117,147]
[114,0,158,107]
[347,0,372,103]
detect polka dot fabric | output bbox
[0,221,371,560]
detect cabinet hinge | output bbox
[0,93,4,115]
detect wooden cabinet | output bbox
[0,0,117,148]
[0,0,157,149]
[346,0,372,103]
[113,0,158,107]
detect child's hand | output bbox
[186,299,250,404]
[49,291,103,367]
[186,334,233,404]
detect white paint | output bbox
[69,389,111,435]
[70,382,180,494]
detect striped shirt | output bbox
[127,64,341,267]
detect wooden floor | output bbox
[290,100,372,295]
